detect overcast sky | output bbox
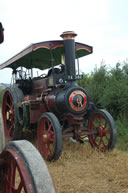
[0,0,128,83]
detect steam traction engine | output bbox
[0,31,117,161]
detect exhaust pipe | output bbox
[60,31,77,80]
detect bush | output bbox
[116,117,128,151]
[79,62,128,151]
[80,62,128,119]
[80,65,109,108]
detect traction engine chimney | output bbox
[60,31,77,79]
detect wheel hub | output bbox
[98,126,106,137]
[42,134,48,143]
[6,110,12,121]
[42,132,52,143]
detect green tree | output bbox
[80,65,109,109]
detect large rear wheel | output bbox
[2,87,24,141]
[0,140,56,193]
[88,109,117,151]
[37,112,62,161]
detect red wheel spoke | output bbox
[101,138,107,147]
[44,143,53,159]
[16,178,24,193]
[104,128,110,142]
[5,162,16,192]
[49,130,54,135]
[104,119,108,129]
[95,116,100,124]
[43,145,49,158]
[49,135,55,143]
[48,130,54,142]
[47,143,53,156]
[95,116,102,126]
[98,137,102,146]
[105,133,110,142]
[6,102,12,109]
[45,131,54,158]
[47,121,52,131]
[12,109,15,116]
[9,124,14,132]
[92,123,96,128]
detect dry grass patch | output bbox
[47,140,128,193]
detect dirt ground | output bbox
[47,140,128,193]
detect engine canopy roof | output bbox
[0,40,93,70]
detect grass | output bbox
[48,140,128,193]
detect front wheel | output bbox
[37,112,62,161]
[88,109,117,151]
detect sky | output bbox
[0,0,128,83]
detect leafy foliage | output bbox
[80,62,128,151]
[79,61,128,151]
[80,62,128,119]
[116,117,128,151]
